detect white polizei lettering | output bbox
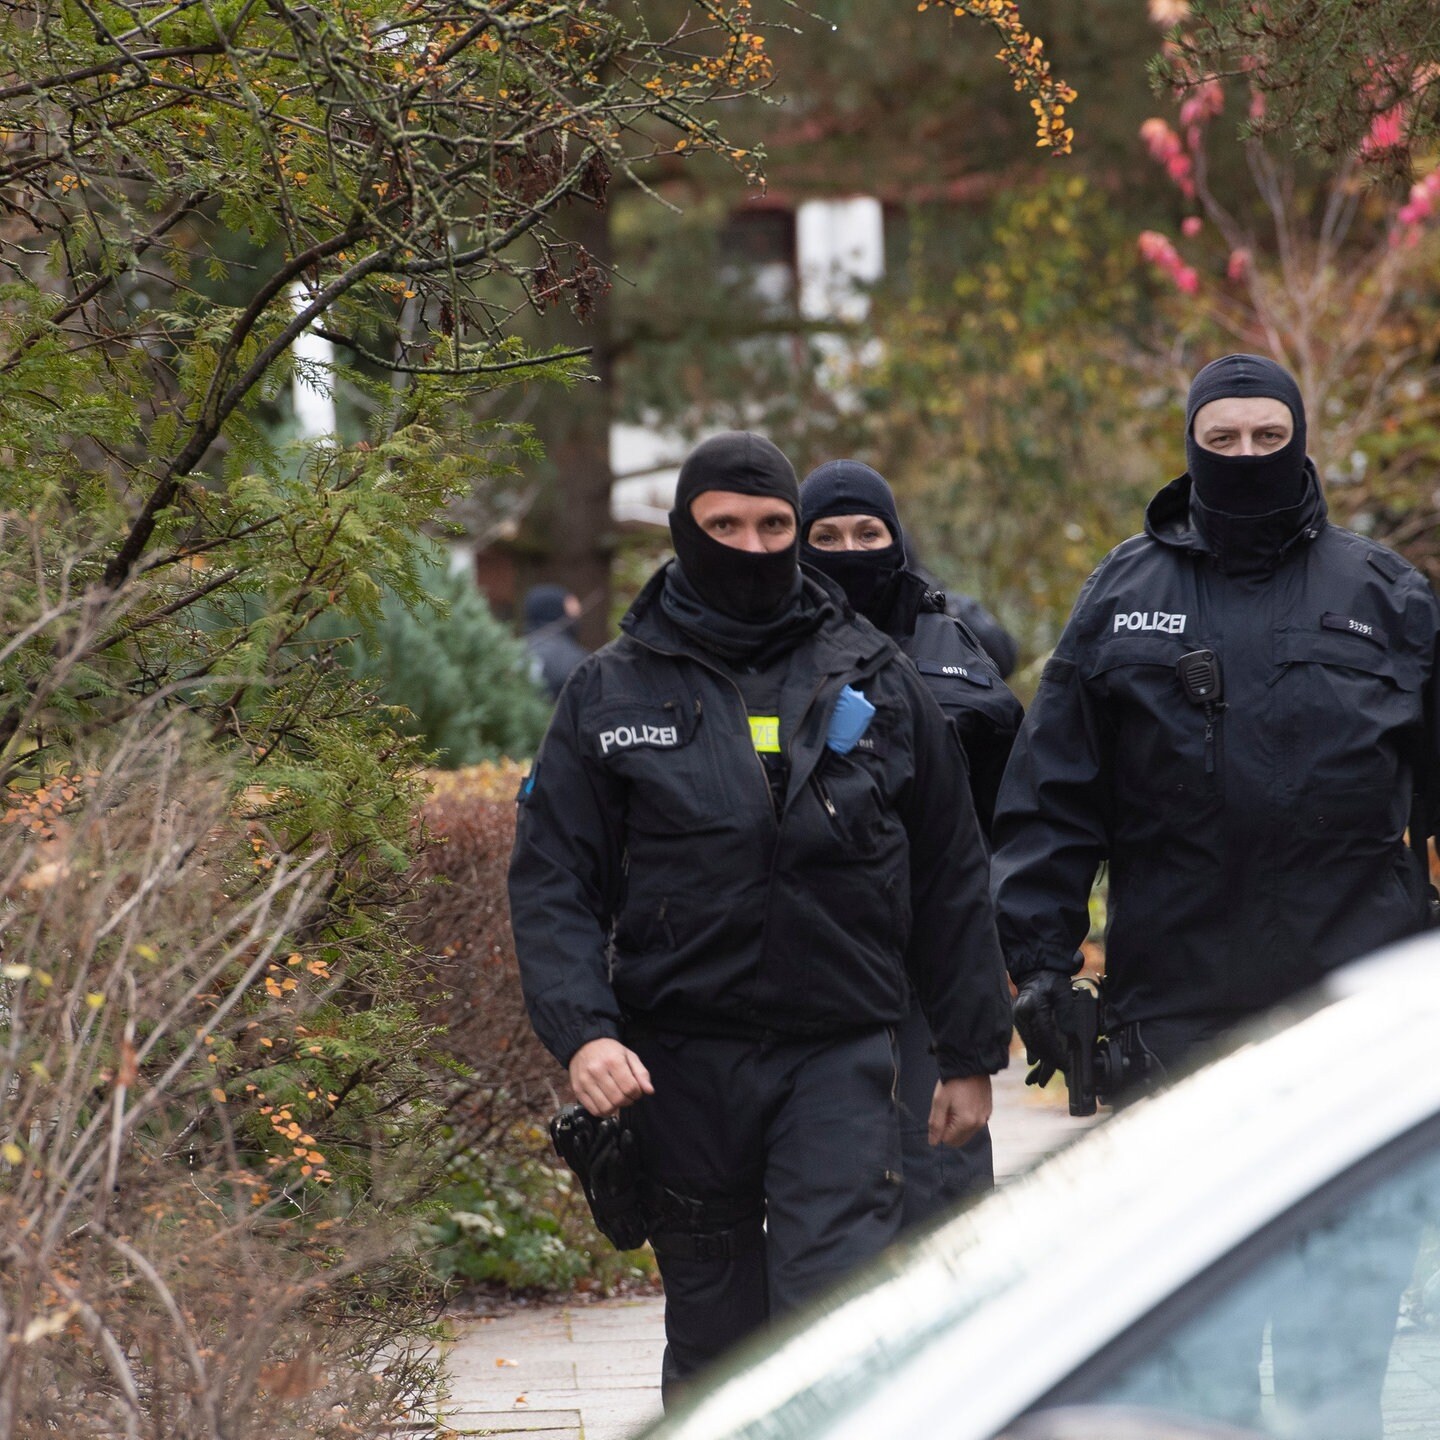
[1113,609,1188,635]
[599,723,679,755]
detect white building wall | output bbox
[609,196,885,524]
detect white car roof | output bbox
[652,934,1440,1440]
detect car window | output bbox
[1049,1124,1440,1440]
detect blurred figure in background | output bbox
[522,583,589,701]
[801,459,1024,1227]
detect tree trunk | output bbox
[518,195,616,650]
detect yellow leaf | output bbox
[21,1305,76,1343]
[85,992,105,1009]
[210,1088,227,1104]
[2,1142,22,1165]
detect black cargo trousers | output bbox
[623,1022,904,1399]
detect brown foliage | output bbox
[0,717,440,1439]
[406,763,565,1156]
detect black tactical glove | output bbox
[1012,969,1074,1089]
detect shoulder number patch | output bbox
[1321,612,1385,646]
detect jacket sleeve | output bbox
[507,670,627,1067]
[894,666,1013,1081]
[947,622,1025,839]
[990,589,1111,982]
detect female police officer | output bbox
[800,460,1023,1228]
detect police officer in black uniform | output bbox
[991,355,1440,1437]
[800,459,1023,1227]
[508,432,1011,1396]
[994,353,1440,1078]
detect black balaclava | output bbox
[799,460,906,625]
[1185,353,1308,516]
[667,431,802,623]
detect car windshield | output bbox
[1056,1122,1440,1440]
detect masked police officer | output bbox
[509,431,1011,1396]
[995,352,1440,1081]
[800,459,1023,1227]
[992,354,1440,1431]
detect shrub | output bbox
[0,717,442,1438]
[345,552,553,769]
[407,765,656,1295]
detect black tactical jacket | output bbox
[508,565,1012,1079]
[992,468,1440,1027]
[949,592,1020,680]
[901,597,1024,836]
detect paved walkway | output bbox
[438,1063,1092,1438]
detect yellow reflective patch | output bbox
[748,715,781,754]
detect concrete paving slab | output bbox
[440,1408,581,1430]
[440,1064,1084,1438]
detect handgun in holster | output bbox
[1050,980,1156,1116]
[548,1103,650,1252]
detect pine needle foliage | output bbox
[343,546,553,769]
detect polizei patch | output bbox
[597,722,681,756]
[1113,609,1188,635]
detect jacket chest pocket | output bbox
[1086,636,1216,813]
[913,661,1004,728]
[591,697,714,836]
[807,712,903,860]
[1271,631,1423,815]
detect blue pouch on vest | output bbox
[826,685,876,755]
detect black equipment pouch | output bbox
[548,1103,650,1252]
[644,1183,765,1264]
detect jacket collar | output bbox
[1144,461,1327,574]
[623,560,893,678]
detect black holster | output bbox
[549,1103,650,1251]
[548,1103,767,1261]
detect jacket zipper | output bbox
[813,769,838,821]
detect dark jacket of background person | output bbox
[909,560,1020,679]
[947,590,1020,680]
[992,464,1440,1030]
[883,570,1023,835]
[522,583,589,701]
[508,562,1013,1080]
